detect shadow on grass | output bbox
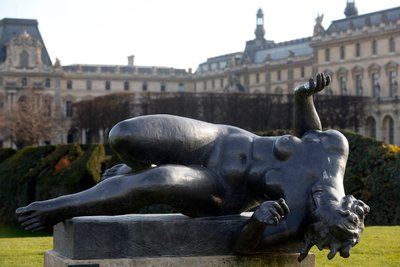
[0,225,52,238]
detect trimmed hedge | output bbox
[0,144,105,225]
[1,130,399,226]
[0,148,16,164]
[342,131,400,225]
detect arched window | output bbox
[365,117,376,139]
[382,115,394,144]
[20,51,29,68]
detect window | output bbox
[372,40,377,55]
[0,77,3,86]
[301,67,305,78]
[20,51,29,68]
[277,70,281,81]
[160,83,166,92]
[389,37,396,53]
[211,80,215,90]
[203,81,207,91]
[65,101,73,117]
[372,72,380,97]
[45,78,51,88]
[366,117,376,139]
[389,71,397,97]
[67,80,73,89]
[85,80,91,90]
[355,74,363,96]
[383,116,395,144]
[355,43,361,58]
[105,80,111,90]
[325,48,330,62]
[256,73,260,84]
[124,81,130,91]
[142,82,148,91]
[178,82,184,91]
[21,77,27,87]
[220,78,224,88]
[340,76,347,95]
[340,45,345,60]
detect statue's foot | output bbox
[15,202,61,232]
[101,163,138,181]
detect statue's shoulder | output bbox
[304,130,349,156]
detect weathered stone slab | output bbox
[45,249,315,267]
[54,213,252,260]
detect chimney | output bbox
[128,55,135,66]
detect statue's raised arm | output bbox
[293,72,330,137]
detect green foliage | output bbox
[0,148,16,164]
[341,131,400,225]
[0,144,106,225]
[0,146,55,225]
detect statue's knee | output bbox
[108,120,133,151]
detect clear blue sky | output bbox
[0,0,399,70]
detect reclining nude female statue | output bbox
[16,73,369,262]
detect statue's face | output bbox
[305,194,370,260]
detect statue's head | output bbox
[298,193,370,262]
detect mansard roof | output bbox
[252,37,313,63]
[326,6,400,33]
[0,18,52,65]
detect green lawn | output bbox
[0,225,399,267]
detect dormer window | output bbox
[20,51,29,68]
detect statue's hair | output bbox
[298,194,369,261]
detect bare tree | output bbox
[73,93,131,142]
[0,88,60,149]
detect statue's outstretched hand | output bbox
[295,73,331,97]
[253,198,289,225]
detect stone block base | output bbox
[44,249,315,267]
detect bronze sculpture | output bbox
[16,73,369,261]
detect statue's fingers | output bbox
[327,243,340,260]
[326,75,331,87]
[308,77,315,94]
[339,243,352,258]
[269,207,281,221]
[278,198,290,215]
[272,202,285,217]
[319,73,326,91]
[297,240,313,262]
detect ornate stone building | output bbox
[196,1,400,145]
[0,1,399,147]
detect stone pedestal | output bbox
[45,214,315,267]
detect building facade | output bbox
[0,1,399,147]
